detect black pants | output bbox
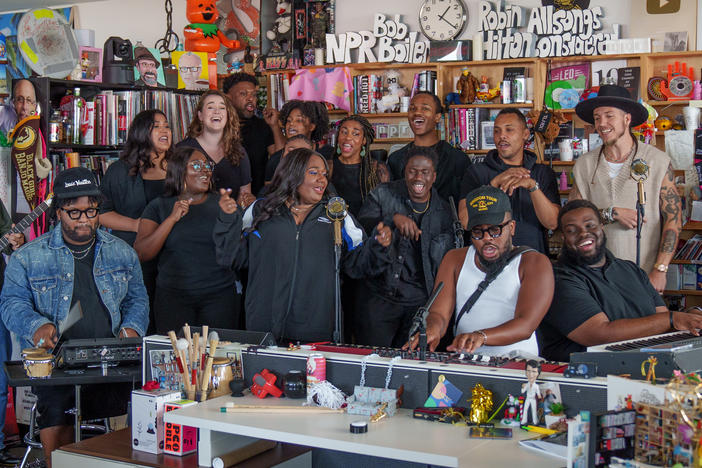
[354,289,423,348]
[154,284,241,334]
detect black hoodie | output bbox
[460,150,559,253]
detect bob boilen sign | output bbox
[479,0,620,59]
[325,13,429,64]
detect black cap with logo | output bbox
[53,167,102,200]
[465,185,512,230]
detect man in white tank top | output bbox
[408,186,554,356]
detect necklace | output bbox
[603,142,636,164]
[411,196,431,214]
[68,238,95,260]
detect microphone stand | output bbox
[332,219,343,343]
[408,282,444,360]
[448,197,464,248]
[635,179,645,267]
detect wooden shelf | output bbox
[48,144,124,151]
[449,103,533,109]
[558,190,571,195]
[648,100,690,107]
[683,221,702,231]
[358,112,408,118]
[663,290,702,296]
[328,109,349,115]
[550,160,576,166]
[462,149,490,154]
[374,138,411,143]
[670,259,701,264]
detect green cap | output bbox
[465,185,512,230]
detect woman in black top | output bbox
[135,146,240,333]
[331,115,389,216]
[177,90,255,208]
[99,109,172,332]
[213,148,392,343]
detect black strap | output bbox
[453,246,534,335]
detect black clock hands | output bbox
[438,6,457,30]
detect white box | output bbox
[131,387,182,454]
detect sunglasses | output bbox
[189,161,214,172]
[62,208,99,220]
[470,220,512,240]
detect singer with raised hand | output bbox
[213,148,393,344]
[135,146,242,333]
[355,146,454,347]
[569,85,682,292]
[406,185,553,356]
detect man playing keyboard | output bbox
[539,200,702,362]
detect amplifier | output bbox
[60,337,142,368]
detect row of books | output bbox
[446,107,491,150]
[268,73,291,110]
[665,263,702,291]
[410,70,437,97]
[47,149,120,189]
[352,74,383,114]
[66,90,199,146]
[673,234,702,260]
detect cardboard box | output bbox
[164,399,198,456]
[131,387,182,454]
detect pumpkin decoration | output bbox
[184,0,242,53]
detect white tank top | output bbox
[454,246,539,357]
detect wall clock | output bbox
[419,0,467,41]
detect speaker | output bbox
[102,36,134,84]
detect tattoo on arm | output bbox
[659,165,681,254]
[666,164,674,182]
[661,229,677,253]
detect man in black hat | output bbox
[570,84,681,293]
[133,46,164,88]
[407,185,553,357]
[0,167,148,467]
[539,200,702,362]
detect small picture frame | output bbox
[78,46,102,82]
[481,121,495,150]
[295,9,307,40]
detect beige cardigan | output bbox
[572,142,671,272]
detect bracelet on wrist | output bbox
[475,330,487,346]
[669,311,675,330]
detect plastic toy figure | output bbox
[184,0,241,53]
[266,0,292,53]
[310,2,329,48]
[457,69,479,104]
[502,394,520,426]
[520,360,542,426]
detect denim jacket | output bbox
[0,224,149,347]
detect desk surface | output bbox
[4,361,141,387]
[165,395,565,468]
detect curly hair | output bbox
[250,148,330,232]
[335,115,379,202]
[222,72,258,94]
[187,90,244,165]
[120,109,172,176]
[279,100,330,142]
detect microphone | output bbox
[630,159,649,206]
[326,197,347,246]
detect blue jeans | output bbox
[0,320,10,450]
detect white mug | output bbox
[683,106,700,131]
[558,139,574,161]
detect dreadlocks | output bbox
[335,114,380,202]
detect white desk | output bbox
[165,395,566,468]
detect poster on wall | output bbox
[0,8,72,79]
[172,51,211,90]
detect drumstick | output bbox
[176,338,193,398]
[183,323,193,364]
[200,325,209,369]
[192,332,200,386]
[220,406,344,414]
[199,331,219,402]
[167,331,184,373]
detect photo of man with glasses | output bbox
[0,79,37,134]
[176,51,207,90]
[133,47,164,88]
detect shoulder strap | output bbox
[453,246,534,335]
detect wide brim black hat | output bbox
[574,84,648,127]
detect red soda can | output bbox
[306,353,326,391]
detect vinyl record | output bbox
[647,76,666,101]
[17,9,79,78]
[668,75,693,97]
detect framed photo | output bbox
[295,9,306,40]
[78,46,102,82]
[481,120,496,150]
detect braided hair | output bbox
[335,114,379,202]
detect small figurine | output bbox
[457,69,480,104]
[265,0,292,53]
[475,76,501,103]
[310,2,329,49]
[184,0,241,53]
[501,394,520,426]
[468,383,493,424]
[80,52,90,79]
[521,360,542,426]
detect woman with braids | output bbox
[213,148,393,343]
[135,146,240,333]
[177,90,256,208]
[99,109,173,330]
[263,100,333,186]
[332,114,389,216]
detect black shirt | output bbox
[330,158,363,216]
[99,160,165,246]
[460,150,559,254]
[176,137,252,194]
[63,240,113,340]
[240,116,274,196]
[387,141,470,203]
[539,250,666,362]
[141,193,236,293]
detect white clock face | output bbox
[419,0,467,41]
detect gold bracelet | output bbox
[475,330,487,346]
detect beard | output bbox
[561,232,607,266]
[476,246,510,275]
[62,222,97,244]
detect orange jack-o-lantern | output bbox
[184,0,241,53]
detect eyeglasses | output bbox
[179,66,201,73]
[470,220,512,240]
[189,161,214,172]
[13,96,36,107]
[62,208,98,220]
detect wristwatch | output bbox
[528,181,540,193]
[654,263,668,273]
